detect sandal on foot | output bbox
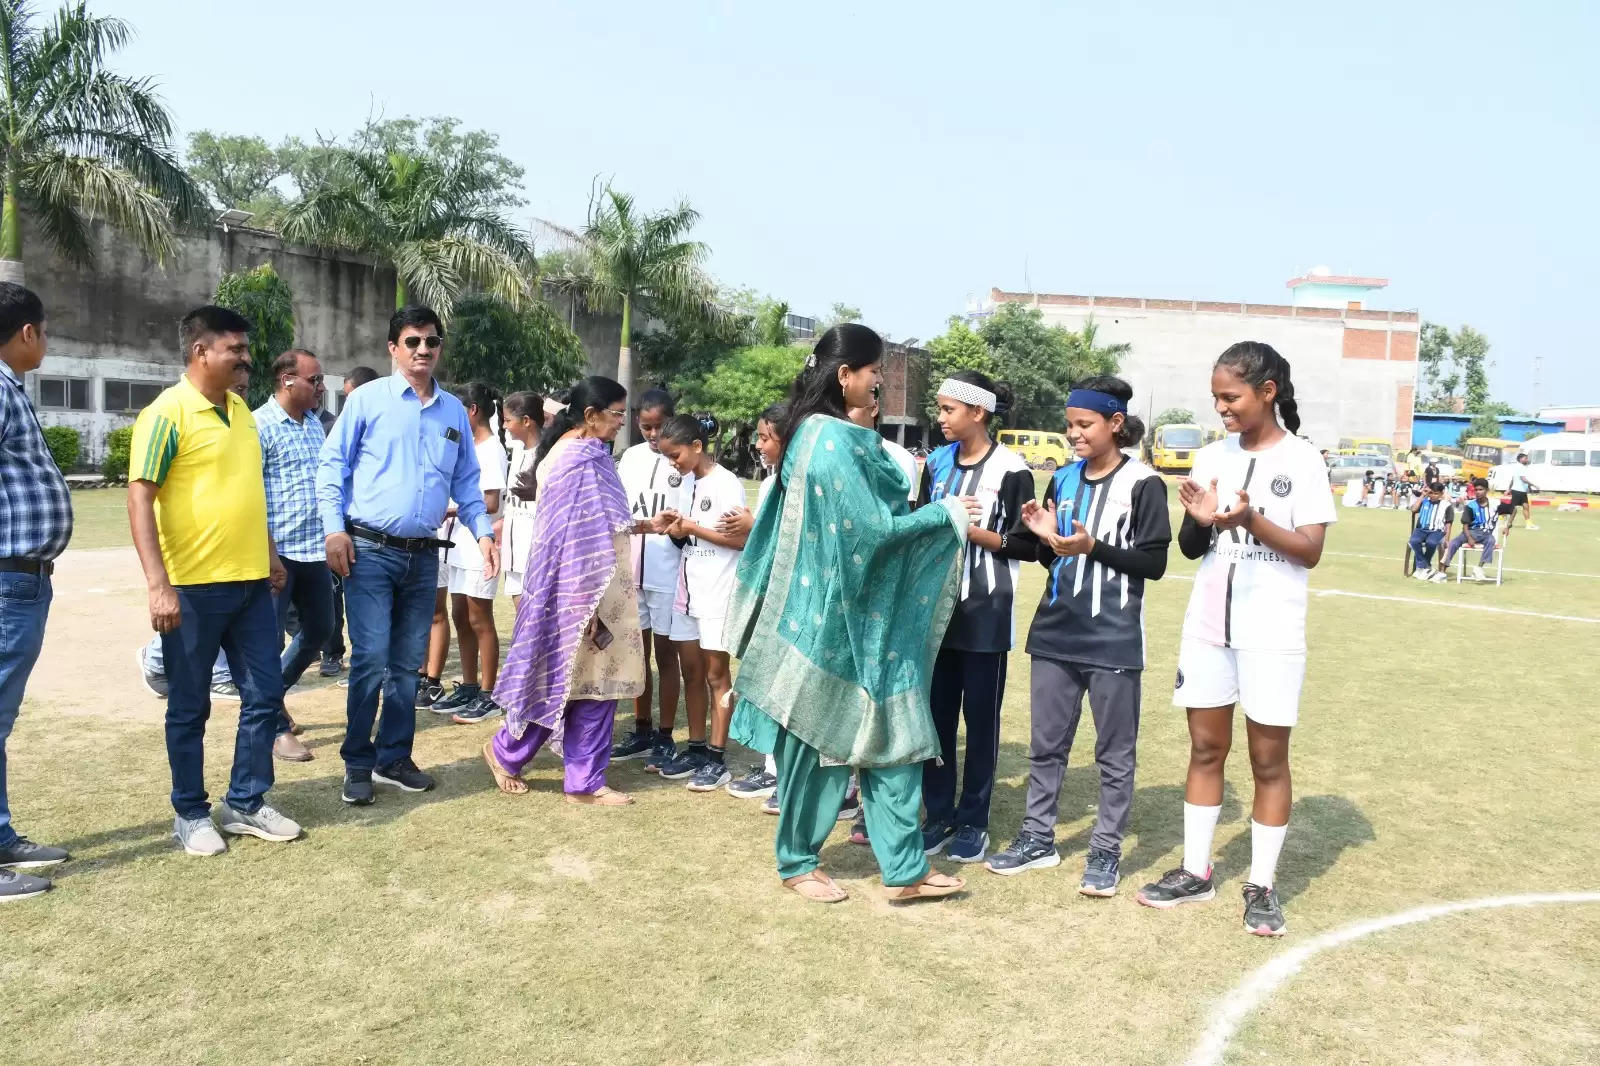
[565,786,632,806]
[482,741,528,795]
[784,871,847,903]
[885,873,964,902]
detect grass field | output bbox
[3,487,1598,1065]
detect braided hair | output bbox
[1214,341,1301,434]
[459,382,506,453]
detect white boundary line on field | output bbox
[1313,588,1600,624]
[1323,549,1600,580]
[1184,891,1600,1066]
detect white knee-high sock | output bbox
[1249,820,1287,888]
[1182,802,1222,878]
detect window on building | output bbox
[37,376,90,411]
[103,380,165,413]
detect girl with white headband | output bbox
[986,374,1171,899]
[913,369,1037,865]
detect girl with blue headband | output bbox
[985,375,1171,897]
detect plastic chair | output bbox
[1455,538,1505,586]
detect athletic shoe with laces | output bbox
[451,693,503,724]
[921,820,956,856]
[726,766,777,799]
[946,825,989,863]
[984,832,1060,875]
[416,677,445,708]
[1429,570,1449,583]
[1136,866,1216,909]
[0,837,70,869]
[611,728,655,761]
[658,748,707,780]
[762,792,779,815]
[210,682,240,702]
[217,802,302,843]
[373,758,435,793]
[1411,568,1432,582]
[431,682,480,713]
[0,868,51,901]
[686,760,732,792]
[1472,564,1488,581]
[173,814,227,856]
[136,646,168,698]
[1241,882,1287,936]
[1079,847,1121,897]
[342,768,374,806]
[319,655,345,677]
[643,737,678,773]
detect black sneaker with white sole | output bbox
[430,682,480,714]
[451,693,502,724]
[373,758,435,793]
[686,760,732,792]
[342,768,374,806]
[0,837,70,869]
[611,728,655,761]
[984,832,1061,875]
[416,677,446,709]
[1078,847,1121,897]
[1241,883,1287,936]
[0,868,51,902]
[726,766,777,799]
[1136,866,1216,909]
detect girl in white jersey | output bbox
[655,413,749,793]
[612,390,695,769]
[1136,343,1336,937]
[498,391,543,604]
[443,384,511,724]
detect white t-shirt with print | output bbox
[1181,433,1337,653]
[449,436,510,571]
[619,442,694,593]
[675,463,745,620]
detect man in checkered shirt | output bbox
[0,283,74,901]
[255,349,331,763]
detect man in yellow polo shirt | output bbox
[127,306,302,857]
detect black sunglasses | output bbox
[402,335,443,351]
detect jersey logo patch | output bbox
[700,497,713,511]
[1270,474,1292,498]
[1175,668,1185,689]
[668,474,683,487]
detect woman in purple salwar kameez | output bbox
[484,377,666,805]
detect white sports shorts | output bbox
[1172,638,1305,727]
[448,565,499,600]
[692,614,729,654]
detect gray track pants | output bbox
[1022,656,1141,857]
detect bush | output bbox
[42,425,80,472]
[102,426,135,481]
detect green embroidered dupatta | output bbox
[728,415,969,768]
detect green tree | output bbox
[1458,411,1502,448]
[753,299,792,347]
[185,132,284,209]
[0,1,203,283]
[821,302,862,330]
[214,263,294,408]
[281,147,532,315]
[977,304,1083,428]
[1153,407,1196,429]
[1453,325,1491,413]
[444,294,587,396]
[42,423,77,470]
[924,316,999,419]
[553,185,722,448]
[678,344,805,437]
[1416,321,1454,411]
[1067,316,1131,378]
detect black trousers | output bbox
[921,648,1006,830]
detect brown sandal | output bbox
[784,870,848,903]
[565,786,632,806]
[482,741,528,795]
[885,872,964,902]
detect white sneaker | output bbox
[1472,565,1488,582]
[173,815,227,856]
[1412,569,1432,581]
[1429,571,1449,583]
[217,802,302,842]
[1526,522,1539,530]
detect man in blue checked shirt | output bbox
[0,284,74,901]
[317,305,499,806]
[256,348,332,763]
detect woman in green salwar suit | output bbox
[729,324,980,903]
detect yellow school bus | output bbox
[1151,423,1206,473]
[996,429,1070,471]
[1459,437,1521,481]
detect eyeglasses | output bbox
[602,407,627,419]
[289,374,325,386]
[401,335,443,351]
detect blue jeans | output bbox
[342,543,437,771]
[0,571,52,849]
[275,558,334,694]
[1408,529,1444,569]
[162,580,283,819]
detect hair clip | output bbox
[804,354,817,370]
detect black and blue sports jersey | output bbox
[917,441,1036,653]
[1023,456,1170,671]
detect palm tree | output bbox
[1072,315,1132,375]
[0,1,202,283]
[544,185,721,448]
[280,148,532,317]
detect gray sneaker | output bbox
[0,868,51,902]
[216,802,302,843]
[210,682,241,702]
[173,815,227,856]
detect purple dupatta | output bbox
[493,437,633,738]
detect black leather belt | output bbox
[0,558,53,576]
[346,522,448,553]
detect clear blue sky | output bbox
[109,0,1597,412]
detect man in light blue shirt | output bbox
[317,306,500,805]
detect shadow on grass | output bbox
[1215,793,1376,903]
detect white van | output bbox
[1511,432,1600,494]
